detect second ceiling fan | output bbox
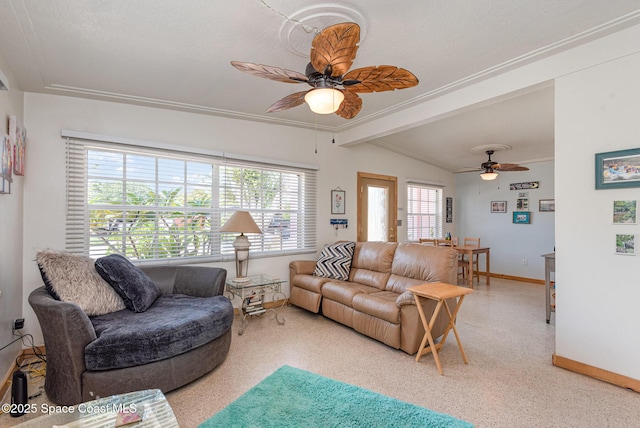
[479,150,529,180]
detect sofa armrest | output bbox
[173,266,227,297]
[396,290,416,307]
[289,260,317,276]
[28,287,97,405]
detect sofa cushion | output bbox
[95,254,161,313]
[35,250,126,316]
[349,242,397,289]
[322,281,379,307]
[313,241,355,281]
[85,294,233,370]
[352,291,401,324]
[386,244,458,294]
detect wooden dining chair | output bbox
[436,239,453,247]
[419,238,437,246]
[463,237,481,282]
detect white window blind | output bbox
[66,139,317,263]
[406,183,443,240]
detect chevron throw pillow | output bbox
[313,242,356,281]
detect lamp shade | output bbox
[480,170,499,181]
[220,211,262,234]
[304,88,345,114]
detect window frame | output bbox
[65,138,317,264]
[406,182,444,240]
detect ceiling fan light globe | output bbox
[480,171,499,181]
[304,88,344,114]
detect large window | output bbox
[406,183,443,240]
[66,139,317,263]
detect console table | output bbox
[542,252,555,323]
[225,274,287,335]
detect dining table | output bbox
[453,245,491,288]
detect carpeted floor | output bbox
[198,365,472,427]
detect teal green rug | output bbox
[199,365,472,427]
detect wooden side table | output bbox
[408,282,473,374]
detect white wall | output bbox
[21,93,455,344]
[555,51,640,379]
[455,161,555,279]
[0,58,24,376]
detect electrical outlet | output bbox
[522,259,528,266]
[12,318,25,332]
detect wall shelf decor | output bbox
[595,148,640,189]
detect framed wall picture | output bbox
[516,198,529,210]
[1,134,12,194]
[595,148,640,189]
[539,199,555,212]
[331,189,345,214]
[613,200,637,224]
[491,201,507,213]
[513,211,531,224]
[615,234,635,255]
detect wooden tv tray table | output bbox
[408,282,473,375]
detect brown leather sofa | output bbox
[289,242,459,355]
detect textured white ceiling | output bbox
[0,0,639,171]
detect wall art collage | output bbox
[1,115,26,194]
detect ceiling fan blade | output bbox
[342,66,419,93]
[310,22,360,77]
[335,91,362,119]
[266,91,308,113]
[493,163,529,171]
[231,61,308,84]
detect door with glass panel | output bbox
[357,172,397,242]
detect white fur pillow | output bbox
[36,250,126,316]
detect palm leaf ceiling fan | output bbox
[479,150,529,180]
[231,22,419,119]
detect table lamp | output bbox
[220,211,262,282]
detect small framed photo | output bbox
[613,200,637,224]
[539,199,555,212]
[331,189,345,214]
[516,198,529,210]
[491,201,507,213]
[595,148,640,190]
[513,211,531,224]
[616,234,635,255]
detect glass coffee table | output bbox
[225,274,287,335]
[14,389,178,427]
